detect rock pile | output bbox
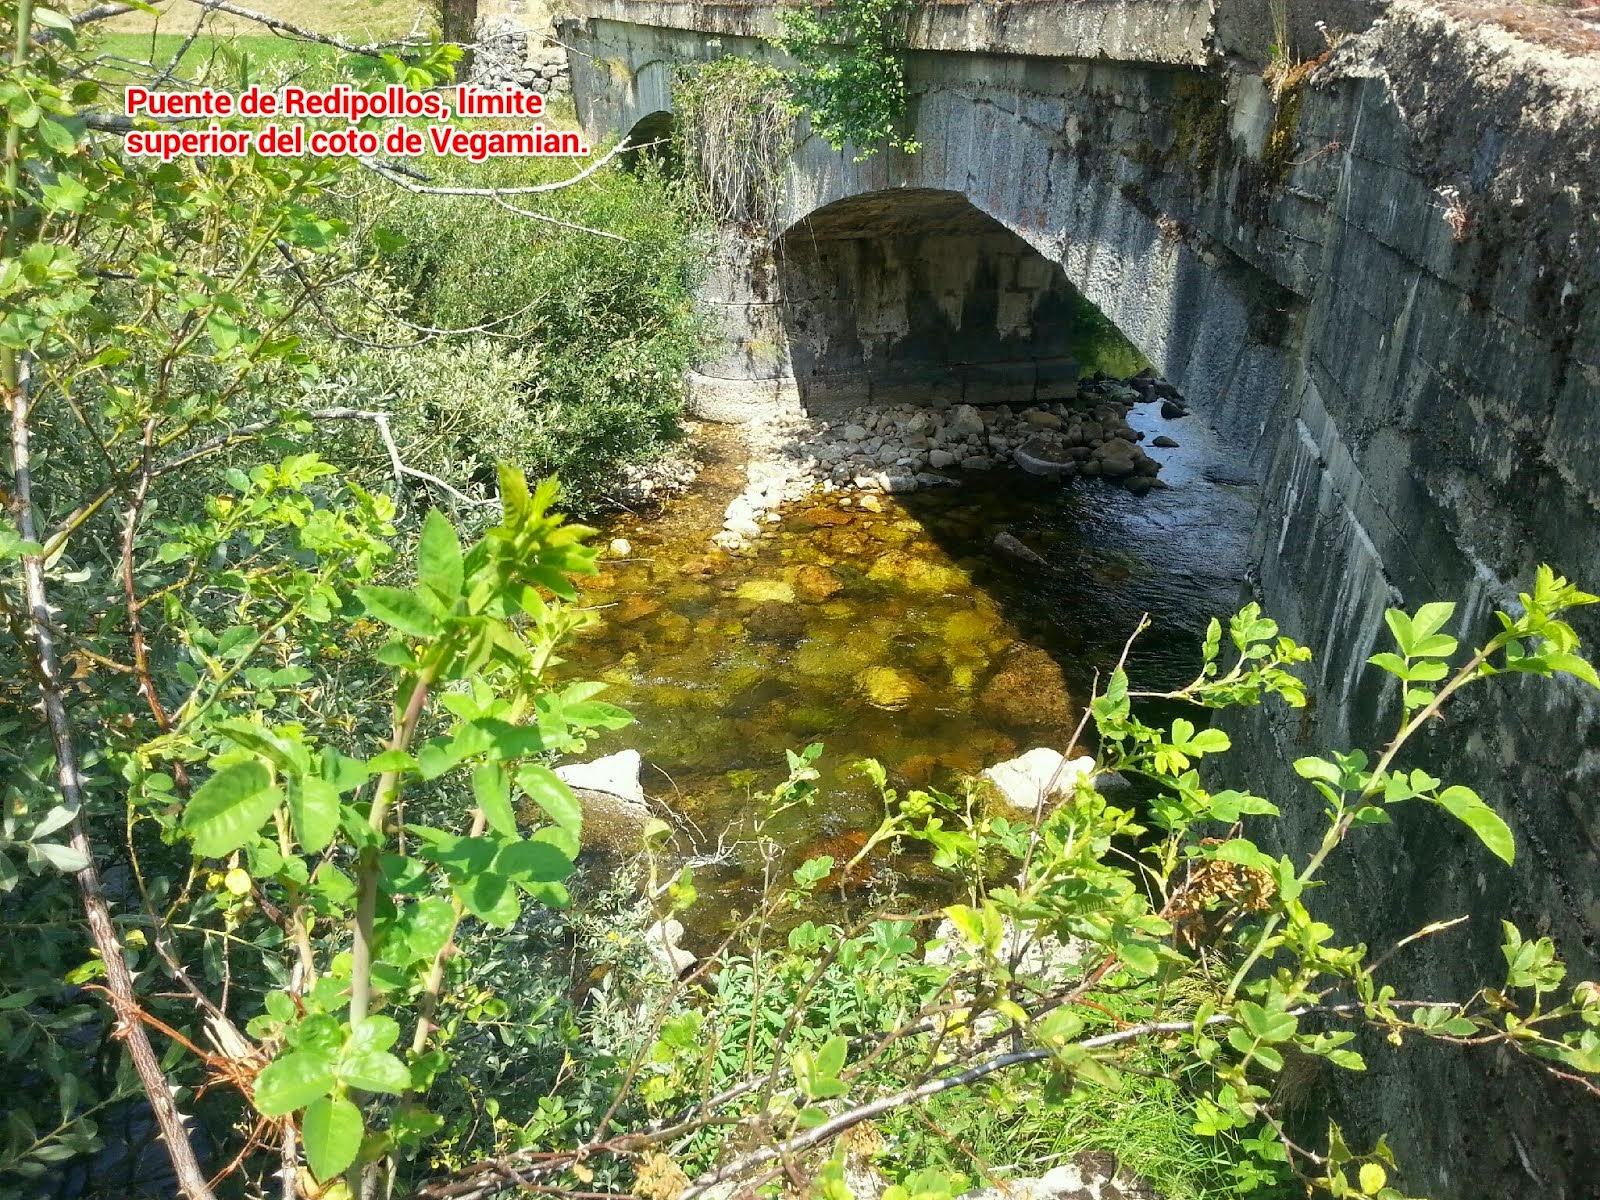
[791,373,1181,498]
[713,415,826,550]
[470,17,570,95]
[709,373,1191,549]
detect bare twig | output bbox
[357,135,643,199]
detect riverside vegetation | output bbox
[3,6,1600,1200]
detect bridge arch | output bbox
[770,188,1130,413]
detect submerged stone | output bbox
[736,578,796,604]
[792,564,845,602]
[866,548,971,595]
[857,665,919,711]
[978,644,1073,728]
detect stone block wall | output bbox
[470,13,571,95]
[775,192,1083,412]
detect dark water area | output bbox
[563,406,1258,928]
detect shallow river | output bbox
[562,404,1258,925]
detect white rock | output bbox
[949,404,985,436]
[556,749,644,805]
[961,1160,1147,1200]
[981,748,1096,812]
[608,537,633,557]
[645,918,696,976]
[556,750,656,850]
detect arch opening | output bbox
[620,110,679,173]
[772,189,1146,415]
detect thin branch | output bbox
[357,135,644,198]
[177,0,425,56]
[44,403,491,557]
[6,354,219,1200]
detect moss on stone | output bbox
[1260,83,1305,192]
[1170,72,1226,179]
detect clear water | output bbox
[562,410,1258,927]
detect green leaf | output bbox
[348,1015,400,1055]
[399,897,456,963]
[417,509,464,605]
[1546,651,1600,690]
[368,749,419,773]
[322,749,371,794]
[183,762,281,858]
[1236,1001,1297,1043]
[1434,785,1515,866]
[456,872,521,928]
[1410,602,1455,640]
[32,6,77,31]
[302,1095,362,1181]
[1409,633,1458,658]
[517,764,582,836]
[36,119,77,154]
[338,1050,411,1095]
[495,838,574,887]
[356,586,441,639]
[1187,728,1230,754]
[1292,756,1342,785]
[253,1050,335,1116]
[563,700,633,731]
[1368,652,1411,680]
[475,718,548,759]
[472,763,517,836]
[1118,939,1160,976]
[33,842,89,873]
[206,311,240,353]
[1384,609,1415,655]
[289,777,340,854]
[815,1034,848,1080]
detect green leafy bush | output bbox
[779,0,920,157]
[335,150,706,508]
[4,7,1599,1200]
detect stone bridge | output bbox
[561,1,1600,1192]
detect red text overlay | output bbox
[120,85,590,163]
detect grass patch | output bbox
[885,1061,1241,1200]
[102,0,423,40]
[94,32,352,86]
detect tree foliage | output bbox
[778,0,920,158]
